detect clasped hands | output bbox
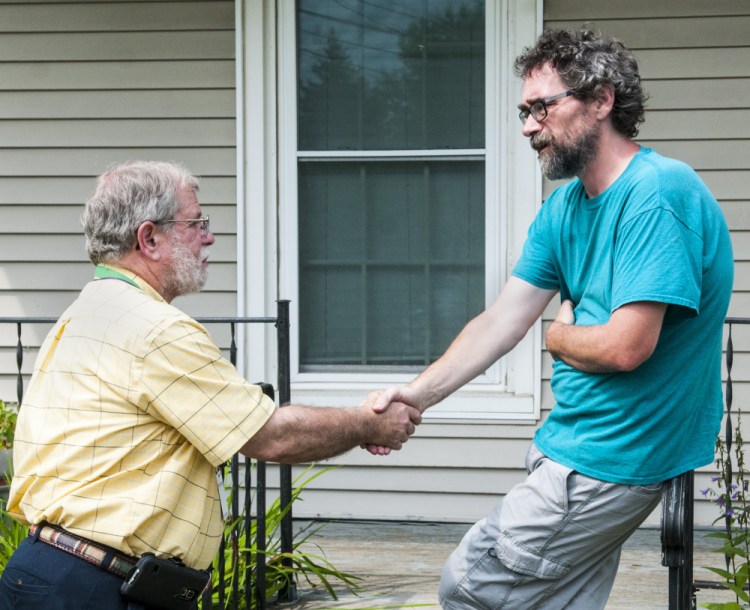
[359,386,425,456]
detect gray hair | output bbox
[514,25,647,138]
[82,161,200,264]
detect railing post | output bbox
[15,322,23,405]
[723,322,734,581]
[662,471,695,610]
[253,384,273,610]
[275,300,297,603]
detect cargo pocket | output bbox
[493,530,570,580]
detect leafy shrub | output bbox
[0,400,17,451]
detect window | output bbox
[297,0,486,371]
[265,0,543,418]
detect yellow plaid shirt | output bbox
[8,265,275,568]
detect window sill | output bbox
[289,375,539,421]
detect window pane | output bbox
[299,161,484,368]
[298,0,485,150]
[300,267,363,364]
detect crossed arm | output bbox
[546,299,667,373]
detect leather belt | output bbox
[30,523,137,579]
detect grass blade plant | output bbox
[0,500,28,575]
[0,461,28,575]
[206,463,362,609]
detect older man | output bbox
[367,26,734,609]
[1,161,421,610]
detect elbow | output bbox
[245,445,279,463]
[241,444,291,464]
[610,345,655,373]
[239,430,290,464]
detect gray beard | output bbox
[164,236,208,298]
[533,123,600,181]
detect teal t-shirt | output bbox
[513,147,734,484]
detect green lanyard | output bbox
[94,265,140,289]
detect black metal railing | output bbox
[0,300,294,610]
[663,316,750,610]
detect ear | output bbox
[135,221,166,262]
[594,84,616,120]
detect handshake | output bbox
[358,386,425,456]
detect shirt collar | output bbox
[93,264,165,302]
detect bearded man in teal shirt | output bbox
[367,26,734,609]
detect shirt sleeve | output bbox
[137,317,276,466]
[611,207,702,314]
[512,200,563,292]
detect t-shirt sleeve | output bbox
[138,318,276,467]
[512,203,562,292]
[612,207,702,314]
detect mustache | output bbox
[530,133,553,151]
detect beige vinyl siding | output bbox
[0,1,237,399]
[288,1,750,528]
[2,0,747,529]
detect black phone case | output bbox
[120,554,209,610]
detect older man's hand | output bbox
[357,392,420,454]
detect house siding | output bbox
[1,0,748,528]
[0,0,238,396]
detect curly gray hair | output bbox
[514,25,647,138]
[81,161,200,264]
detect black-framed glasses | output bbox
[158,215,210,236]
[518,90,574,124]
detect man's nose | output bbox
[521,113,542,137]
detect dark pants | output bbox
[0,536,150,610]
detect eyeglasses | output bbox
[158,215,210,236]
[518,90,574,124]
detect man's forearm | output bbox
[545,321,622,373]
[361,279,555,457]
[545,300,667,373]
[241,402,418,463]
[407,279,557,411]
[241,406,370,463]
[407,322,503,411]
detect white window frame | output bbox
[238,0,544,421]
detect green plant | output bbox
[205,464,361,609]
[700,408,750,610]
[0,400,18,451]
[0,461,28,574]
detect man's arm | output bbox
[239,402,421,463]
[371,277,558,414]
[545,299,667,373]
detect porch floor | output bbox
[288,520,737,609]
